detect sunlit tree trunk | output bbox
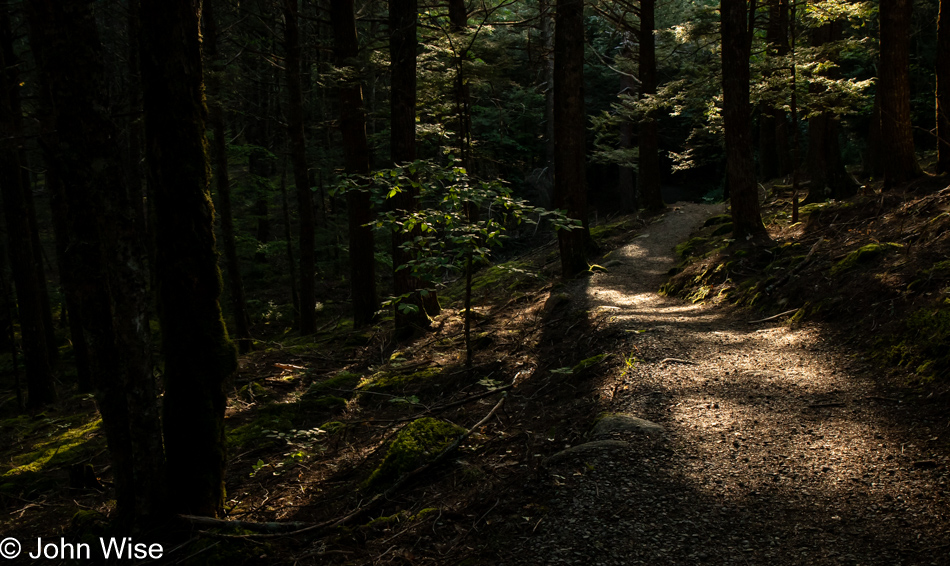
[879,0,922,188]
[554,0,591,276]
[331,0,378,327]
[141,0,237,516]
[721,0,768,240]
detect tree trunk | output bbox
[1,6,55,408]
[205,0,252,353]
[721,0,768,240]
[449,0,473,171]
[27,0,165,526]
[283,0,317,335]
[553,0,591,276]
[331,0,378,327]
[390,0,436,336]
[141,0,237,517]
[804,22,858,201]
[638,0,665,211]
[879,0,922,187]
[759,0,791,180]
[938,0,950,174]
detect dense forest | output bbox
[1,0,949,562]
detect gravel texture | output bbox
[494,203,950,566]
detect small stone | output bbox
[591,414,665,437]
[543,440,632,465]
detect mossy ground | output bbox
[363,418,467,491]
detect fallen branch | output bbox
[748,308,800,324]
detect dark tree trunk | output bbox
[638,0,665,211]
[554,0,591,276]
[126,0,147,236]
[47,171,93,392]
[759,0,791,180]
[938,0,950,174]
[331,0,378,327]
[141,0,237,517]
[721,0,768,240]
[865,88,886,178]
[283,0,317,335]
[804,22,858,201]
[1,6,55,408]
[449,0,473,170]
[205,0,252,354]
[879,0,922,187]
[390,0,436,335]
[26,0,165,526]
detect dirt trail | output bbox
[503,204,950,565]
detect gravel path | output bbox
[505,203,950,566]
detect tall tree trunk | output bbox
[27,0,165,526]
[879,0,922,187]
[141,0,237,517]
[449,0,473,170]
[283,0,317,335]
[721,0,768,240]
[554,0,591,276]
[805,22,858,201]
[638,0,665,211]
[759,0,791,180]
[865,88,886,178]
[938,0,950,174]
[1,6,55,408]
[331,0,378,327]
[390,0,436,336]
[618,40,637,212]
[206,0,252,354]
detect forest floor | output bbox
[1,185,949,565]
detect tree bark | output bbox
[554,0,591,276]
[1,5,55,408]
[638,0,665,211]
[759,0,791,180]
[27,0,165,525]
[283,0,317,335]
[879,0,922,187]
[721,0,768,240]
[141,0,237,517]
[449,0,473,171]
[205,0,252,353]
[390,0,437,336]
[330,0,378,327]
[938,0,950,174]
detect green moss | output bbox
[237,382,270,402]
[363,417,466,491]
[319,421,348,435]
[674,237,708,258]
[226,404,297,449]
[881,299,950,381]
[358,367,442,392]
[572,354,610,373]
[831,243,902,276]
[305,371,362,398]
[3,417,102,478]
[411,507,440,521]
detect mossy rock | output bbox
[358,367,442,392]
[304,371,362,399]
[703,214,732,227]
[831,243,902,276]
[363,417,466,491]
[237,382,270,402]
